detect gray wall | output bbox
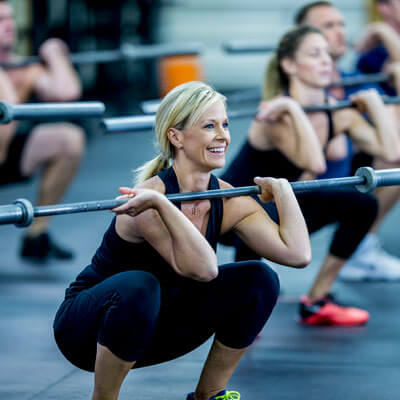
[158,0,367,91]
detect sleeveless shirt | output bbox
[65,167,223,299]
[222,99,352,187]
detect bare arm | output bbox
[357,22,400,62]
[221,178,311,268]
[0,68,18,163]
[343,89,400,162]
[113,183,218,282]
[33,39,82,101]
[249,97,326,174]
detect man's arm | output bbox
[0,68,18,163]
[33,38,82,102]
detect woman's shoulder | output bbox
[136,175,166,193]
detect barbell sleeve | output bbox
[121,42,203,60]
[222,40,277,54]
[0,101,105,124]
[102,115,155,133]
[2,167,400,228]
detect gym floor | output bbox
[1,112,399,399]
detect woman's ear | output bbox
[167,127,183,149]
[281,57,296,76]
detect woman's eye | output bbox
[223,122,229,128]
[204,124,214,129]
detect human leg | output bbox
[54,270,161,399]
[19,122,85,260]
[92,344,134,400]
[297,191,377,325]
[185,261,279,399]
[340,156,400,281]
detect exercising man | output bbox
[0,0,85,262]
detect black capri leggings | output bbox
[53,260,280,372]
[229,190,378,262]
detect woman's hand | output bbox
[349,89,383,113]
[112,187,166,217]
[255,97,299,123]
[254,176,291,203]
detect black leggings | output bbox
[230,190,378,262]
[53,260,280,372]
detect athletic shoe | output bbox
[186,390,240,399]
[299,294,369,326]
[20,232,74,262]
[339,234,400,281]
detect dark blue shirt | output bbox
[356,45,395,95]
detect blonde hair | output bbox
[263,25,323,100]
[135,81,226,185]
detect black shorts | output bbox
[0,123,34,186]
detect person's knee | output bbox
[58,123,86,159]
[114,271,161,306]
[355,194,379,227]
[243,261,280,302]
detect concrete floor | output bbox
[0,113,400,399]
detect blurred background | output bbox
[2,2,400,399]
[10,0,379,114]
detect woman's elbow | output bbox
[192,264,219,282]
[309,159,326,175]
[291,249,312,269]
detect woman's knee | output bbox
[110,271,161,305]
[351,193,378,227]
[240,261,280,301]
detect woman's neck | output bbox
[172,160,211,193]
[0,47,13,62]
[288,79,325,106]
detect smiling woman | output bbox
[53,81,310,400]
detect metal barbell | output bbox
[1,167,399,228]
[0,42,204,70]
[0,101,105,124]
[103,95,400,134]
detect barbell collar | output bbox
[13,199,35,227]
[355,167,378,193]
[0,101,105,124]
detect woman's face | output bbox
[284,33,333,88]
[177,100,230,171]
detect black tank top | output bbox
[65,167,223,299]
[221,99,338,187]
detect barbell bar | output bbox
[103,95,400,133]
[0,101,105,124]
[0,167,398,228]
[139,75,393,116]
[0,42,204,70]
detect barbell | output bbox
[103,95,400,133]
[139,73,392,115]
[0,42,204,70]
[0,167,398,228]
[0,101,105,124]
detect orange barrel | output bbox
[158,54,205,97]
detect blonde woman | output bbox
[53,81,310,400]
